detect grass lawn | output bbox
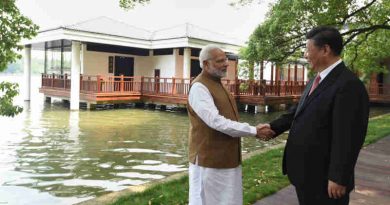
[112,113,390,205]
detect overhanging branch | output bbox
[342,21,390,45]
[340,0,377,25]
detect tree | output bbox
[0,0,39,116]
[236,0,390,78]
[119,0,151,10]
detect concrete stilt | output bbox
[23,45,31,101]
[256,105,266,113]
[70,41,81,110]
[183,48,191,78]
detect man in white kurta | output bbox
[187,45,273,205]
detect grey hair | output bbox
[199,44,222,69]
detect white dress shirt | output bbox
[188,82,257,205]
[318,59,342,83]
[188,82,257,137]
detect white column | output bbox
[23,45,32,101]
[80,43,86,74]
[183,48,191,78]
[173,48,179,77]
[70,41,81,110]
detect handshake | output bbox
[255,123,275,141]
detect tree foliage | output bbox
[119,0,151,10]
[238,0,390,76]
[0,0,39,116]
[0,82,23,117]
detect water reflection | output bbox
[0,105,284,204]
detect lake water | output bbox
[0,75,289,205]
[0,75,389,205]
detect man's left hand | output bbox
[328,180,346,199]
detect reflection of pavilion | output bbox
[22,16,312,110]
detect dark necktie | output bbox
[309,74,321,95]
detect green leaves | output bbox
[0,0,39,72]
[1,0,37,116]
[239,0,390,76]
[119,0,150,10]
[0,81,23,117]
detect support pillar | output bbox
[183,48,191,78]
[294,63,298,82]
[256,105,266,113]
[287,64,291,83]
[302,64,305,82]
[173,48,180,77]
[23,45,32,101]
[260,61,264,80]
[270,64,274,83]
[70,41,81,110]
[86,102,91,110]
[80,43,86,74]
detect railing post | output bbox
[155,77,159,94]
[64,74,67,90]
[51,73,54,87]
[97,75,101,93]
[270,63,274,94]
[140,76,144,94]
[80,74,83,91]
[172,77,176,95]
[120,75,124,92]
[261,80,266,96]
[234,78,239,96]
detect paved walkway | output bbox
[254,136,390,205]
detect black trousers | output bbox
[295,187,350,205]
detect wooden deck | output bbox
[254,136,390,205]
[39,74,390,106]
[367,83,390,103]
[39,74,307,106]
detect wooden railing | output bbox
[367,83,390,96]
[142,77,192,96]
[80,75,98,93]
[41,74,308,97]
[39,74,390,104]
[230,80,306,96]
[42,73,71,90]
[97,75,141,93]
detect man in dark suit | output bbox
[261,26,369,205]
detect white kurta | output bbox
[188,82,257,205]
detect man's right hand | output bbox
[256,123,275,141]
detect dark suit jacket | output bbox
[270,62,369,193]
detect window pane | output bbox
[63,48,71,74]
[46,48,62,74]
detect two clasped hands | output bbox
[255,123,275,141]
